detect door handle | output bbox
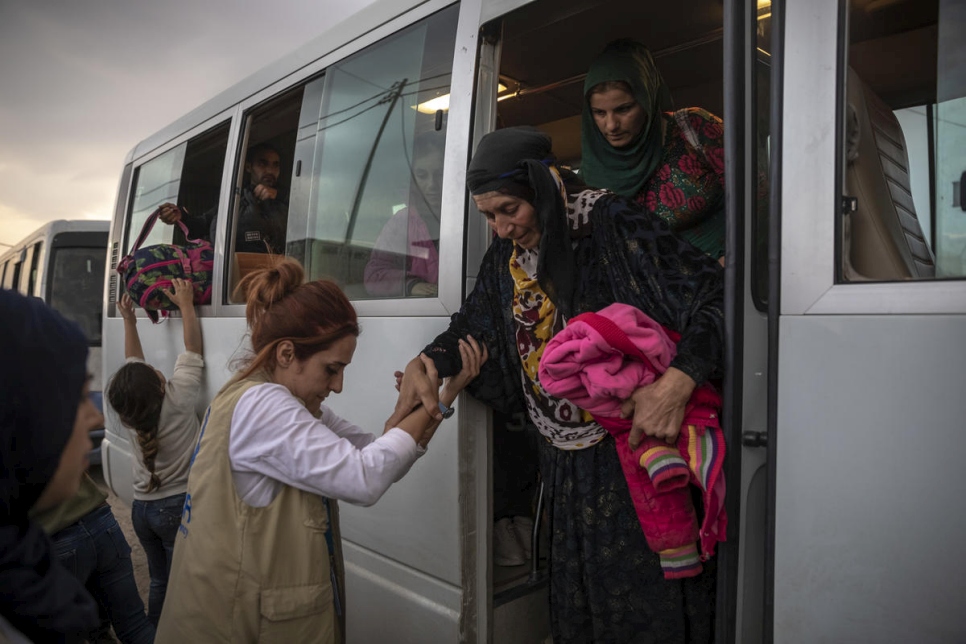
[741,431,768,448]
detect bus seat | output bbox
[843,67,935,280]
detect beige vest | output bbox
[156,374,345,643]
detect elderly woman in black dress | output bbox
[391,126,724,643]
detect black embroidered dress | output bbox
[424,189,724,643]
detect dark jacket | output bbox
[0,289,99,643]
[181,185,289,254]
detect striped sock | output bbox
[659,543,703,579]
[640,445,690,491]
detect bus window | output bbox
[281,5,459,301]
[226,87,302,301]
[48,246,107,344]
[7,257,22,291]
[841,0,965,281]
[125,122,230,255]
[933,0,966,278]
[752,11,774,309]
[1,259,11,288]
[26,241,43,296]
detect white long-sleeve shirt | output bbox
[228,383,423,507]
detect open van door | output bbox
[769,0,966,640]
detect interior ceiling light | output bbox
[757,0,771,21]
[416,83,510,114]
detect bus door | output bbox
[723,3,775,643]
[473,0,775,641]
[770,0,966,640]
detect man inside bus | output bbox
[158,143,289,254]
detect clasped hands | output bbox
[388,336,695,451]
[386,336,487,431]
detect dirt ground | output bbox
[88,465,150,610]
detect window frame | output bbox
[116,111,237,318]
[781,0,966,316]
[47,240,109,347]
[25,241,43,297]
[215,0,464,319]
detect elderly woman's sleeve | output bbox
[422,240,524,414]
[595,197,725,383]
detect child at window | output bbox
[106,280,204,627]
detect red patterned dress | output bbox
[635,108,726,258]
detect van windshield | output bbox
[48,246,106,345]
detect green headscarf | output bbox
[580,39,673,198]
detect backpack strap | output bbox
[127,207,162,254]
[128,208,200,254]
[177,218,207,246]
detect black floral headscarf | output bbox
[466,127,577,315]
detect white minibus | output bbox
[1,219,110,464]
[99,0,966,641]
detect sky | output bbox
[0,0,376,248]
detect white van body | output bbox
[2,219,110,464]
[99,0,966,641]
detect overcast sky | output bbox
[0,0,376,248]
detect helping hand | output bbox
[118,293,137,323]
[619,367,696,449]
[442,336,487,396]
[160,278,196,311]
[386,354,443,429]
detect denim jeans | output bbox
[131,493,185,627]
[50,504,155,644]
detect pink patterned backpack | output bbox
[116,208,214,322]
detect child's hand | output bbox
[161,278,196,311]
[118,294,137,323]
[444,336,487,395]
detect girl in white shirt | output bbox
[107,280,203,627]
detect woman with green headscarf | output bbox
[581,39,726,261]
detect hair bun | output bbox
[238,256,305,322]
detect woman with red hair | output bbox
[156,257,484,644]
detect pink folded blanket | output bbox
[539,303,727,579]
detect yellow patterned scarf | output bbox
[510,243,602,449]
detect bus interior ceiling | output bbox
[492,0,725,167]
[849,0,938,108]
[492,0,938,165]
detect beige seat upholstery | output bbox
[844,67,935,280]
